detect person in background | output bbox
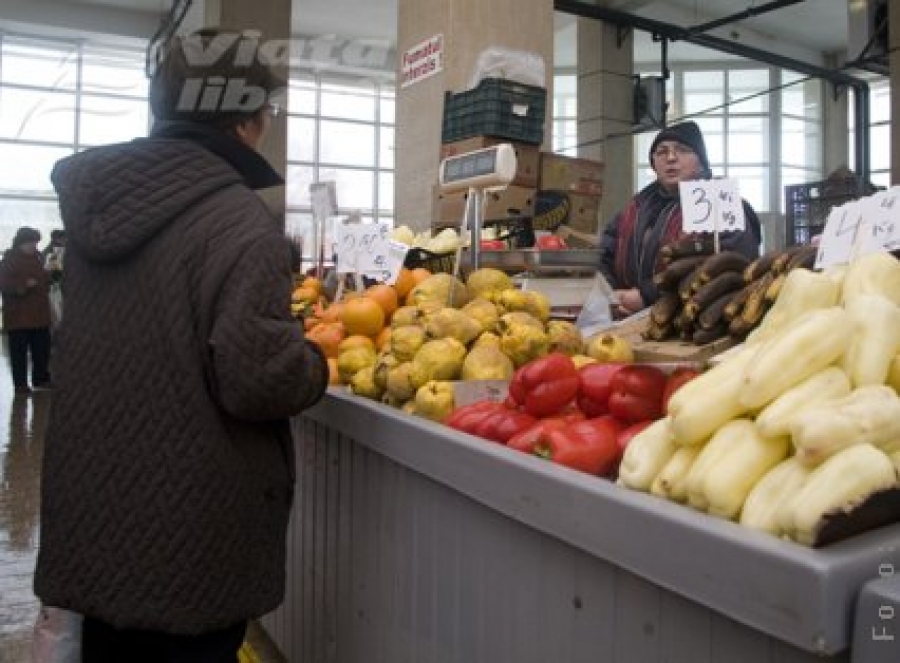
[42,229,66,284]
[599,120,762,317]
[34,27,329,663]
[0,227,53,394]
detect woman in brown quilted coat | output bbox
[0,226,52,394]
[34,29,329,662]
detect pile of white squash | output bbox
[619,251,900,546]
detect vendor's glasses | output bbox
[652,143,695,160]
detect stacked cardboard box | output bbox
[537,153,604,236]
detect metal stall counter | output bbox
[262,389,900,663]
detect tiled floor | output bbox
[0,347,287,662]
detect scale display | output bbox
[438,143,517,193]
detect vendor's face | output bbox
[651,141,704,193]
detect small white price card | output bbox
[859,187,900,256]
[452,380,509,408]
[679,178,746,234]
[335,221,409,283]
[814,201,866,269]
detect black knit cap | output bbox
[12,226,41,248]
[649,120,712,178]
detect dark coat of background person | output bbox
[598,182,762,305]
[0,242,52,331]
[34,132,329,633]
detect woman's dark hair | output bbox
[12,227,41,248]
[150,27,285,131]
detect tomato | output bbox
[576,362,626,418]
[662,367,702,412]
[607,365,668,423]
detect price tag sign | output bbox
[334,220,359,274]
[859,187,900,255]
[814,201,866,269]
[334,221,408,283]
[679,178,746,234]
[452,380,509,408]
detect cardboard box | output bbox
[565,192,602,235]
[434,184,536,226]
[440,137,540,189]
[539,152,605,195]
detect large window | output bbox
[849,77,891,189]
[0,33,149,249]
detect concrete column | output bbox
[577,18,633,228]
[202,0,291,217]
[395,0,555,231]
[891,0,900,185]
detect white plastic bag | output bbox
[33,605,82,663]
[468,47,545,90]
[49,283,63,331]
[575,272,617,338]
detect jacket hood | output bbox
[51,138,242,263]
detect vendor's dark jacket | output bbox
[0,249,51,330]
[34,123,329,634]
[599,180,762,305]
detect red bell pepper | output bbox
[472,408,538,444]
[480,239,506,251]
[445,401,504,434]
[662,367,701,412]
[506,353,580,418]
[576,362,626,418]
[535,234,567,250]
[535,415,624,475]
[607,365,668,424]
[507,418,569,454]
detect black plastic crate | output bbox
[784,177,879,247]
[441,78,546,145]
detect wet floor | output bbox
[0,346,287,663]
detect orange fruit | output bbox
[327,357,340,385]
[291,286,319,304]
[306,321,346,358]
[393,268,416,299]
[320,301,344,324]
[338,334,376,354]
[340,297,385,337]
[301,276,323,295]
[365,284,399,320]
[375,326,392,351]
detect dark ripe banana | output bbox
[698,292,736,331]
[723,283,755,322]
[650,291,681,327]
[690,271,745,311]
[743,248,782,283]
[644,321,675,342]
[697,251,751,284]
[654,254,708,290]
[660,234,715,263]
[739,271,776,330]
[693,323,729,345]
[765,273,786,303]
[770,245,807,275]
[785,245,818,272]
[678,265,705,301]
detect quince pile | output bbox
[329,267,632,423]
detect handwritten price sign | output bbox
[816,187,900,269]
[335,221,408,284]
[679,178,746,234]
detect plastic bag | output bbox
[33,605,82,663]
[468,47,545,90]
[49,283,63,331]
[575,272,617,338]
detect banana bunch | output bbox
[723,244,818,339]
[646,237,750,345]
[620,252,900,547]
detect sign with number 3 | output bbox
[679,178,746,235]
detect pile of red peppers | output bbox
[446,352,699,478]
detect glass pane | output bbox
[379,95,395,123]
[286,164,315,207]
[81,45,148,97]
[289,74,316,114]
[726,166,767,212]
[80,95,149,145]
[871,171,891,189]
[320,77,376,121]
[684,71,724,114]
[728,69,769,113]
[870,81,891,124]
[694,116,724,167]
[378,171,394,212]
[553,120,577,154]
[0,143,72,195]
[379,125,394,168]
[782,76,822,119]
[781,118,821,169]
[727,116,768,163]
[1,37,78,90]
[0,199,64,253]
[285,211,314,261]
[320,120,375,166]
[318,167,374,210]
[871,124,890,172]
[0,88,76,143]
[287,116,315,161]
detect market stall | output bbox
[260,389,900,663]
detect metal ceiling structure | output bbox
[554,0,872,182]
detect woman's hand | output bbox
[614,288,644,317]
